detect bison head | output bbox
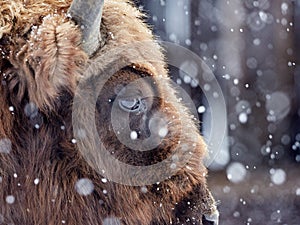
[0,0,218,224]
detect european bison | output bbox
[0,0,218,224]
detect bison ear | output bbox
[68,0,104,56]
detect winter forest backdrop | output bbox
[137,0,300,224]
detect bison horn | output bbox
[68,0,104,56]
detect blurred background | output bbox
[136,0,299,224]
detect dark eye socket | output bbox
[118,97,147,113]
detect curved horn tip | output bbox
[68,0,104,56]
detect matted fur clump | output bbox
[0,0,218,224]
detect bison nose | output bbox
[203,210,219,225]
[127,110,169,142]
[123,111,151,141]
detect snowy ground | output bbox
[208,164,300,225]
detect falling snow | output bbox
[141,186,148,193]
[197,105,206,114]
[238,113,248,124]
[101,178,108,183]
[270,168,286,185]
[130,131,138,140]
[5,195,15,204]
[75,178,94,196]
[103,217,121,225]
[265,92,291,122]
[24,102,38,118]
[158,127,168,138]
[0,138,12,154]
[226,162,247,183]
[34,178,40,185]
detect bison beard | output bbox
[0,0,218,224]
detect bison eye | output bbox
[118,97,147,113]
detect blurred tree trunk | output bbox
[292,0,300,161]
[215,0,258,167]
[270,0,295,164]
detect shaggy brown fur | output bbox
[0,0,218,224]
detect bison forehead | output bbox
[0,0,168,109]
